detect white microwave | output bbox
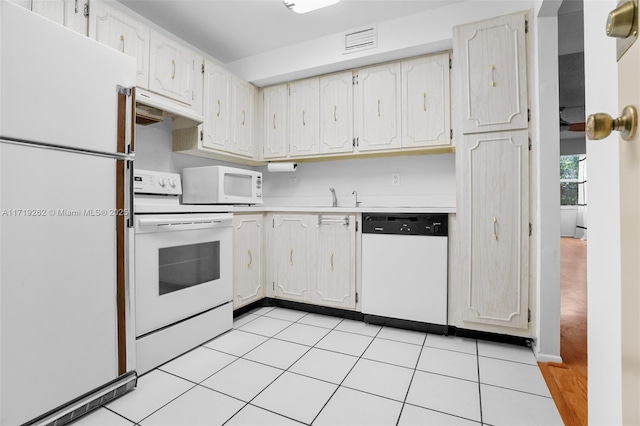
[182,166,263,205]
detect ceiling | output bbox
[116,0,458,64]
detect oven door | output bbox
[134,213,233,336]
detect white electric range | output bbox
[133,169,233,374]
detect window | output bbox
[560,155,580,206]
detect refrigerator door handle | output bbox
[0,136,133,161]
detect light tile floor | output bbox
[73,307,563,426]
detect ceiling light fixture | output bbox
[283,0,340,14]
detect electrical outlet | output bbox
[289,177,297,190]
[391,172,400,186]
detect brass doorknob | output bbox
[586,105,638,141]
[607,0,637,38]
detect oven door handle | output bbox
[137,216,232,227]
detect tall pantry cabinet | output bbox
[452,12,530,331]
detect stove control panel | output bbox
[134,169,182,196]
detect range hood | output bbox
[135,88,203,130]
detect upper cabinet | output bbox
[288,77,320,157]
[263,84,289,159]
[149,31,197,106]
[401,52,451,147]
[18,0,87,35]
[232,76,256,158]
[319,71,354,155]
[454,13,528,134]
[354,62,402,152]
[202,60,231,151]
[89,0,150,88]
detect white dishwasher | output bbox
[361,213,448,325]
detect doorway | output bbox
[539,1,589,423]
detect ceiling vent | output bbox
[343,25,377,54]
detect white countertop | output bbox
[134,203,456,214]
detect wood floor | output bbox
[539,237,588,426]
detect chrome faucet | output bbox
[329,187,337,207]
[352,190,361,207]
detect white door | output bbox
[289,77,320,156]
[355,63,402,152]
[319,71,354,154]
[232,76,255,157]
[401,52,451,147]
[89,0,150,89]
[459,130,529,329]
[134,219,232,336]
[0,145,120,426]
[313,215,356,309]
[263,84,289,159]
[233,215,264,309]
[149,31,196,105]
[454,13,528,134]
[273,215,315,302]
[202,60,231,151]
[585,2,640,421]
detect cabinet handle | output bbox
[490,65,496,87]
[334,105,337,122]
[217,100,221,117]
[330,252,334,271]
[290,248,294,266]
[120,34,125,53]
[493,216,498,240]
[242,110,246,126]
[247,250,252,269]
[302,110,306,126]
[273,114,276,129]
[377,99,381,117]
[423,92,427,111]
[171,59,176,80]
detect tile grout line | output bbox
[102,405,138,424]
[223,309,348,426]
[476,339,484,425]
[394,331,428,426]
[309,324,384,425]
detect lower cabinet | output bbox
[232,214,264,309]
[268,213,358,310]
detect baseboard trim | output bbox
[536,353,563,364]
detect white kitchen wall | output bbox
[560,207,578,237]
[134,120,239,173]
[134,119,456,208]
[258,154,455,209]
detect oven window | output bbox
[158,241,220,295]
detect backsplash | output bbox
[258,154,456,208]
[135,119,456,209]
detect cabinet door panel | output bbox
[459,130,529,329]
[356,63,402,152]
[289,78,320,156]
[202,61,230,151]
[263,84,288,159]
[402,53,450,147]
[31,0,64,25]
[319,72,353,154]
[65,0,88,35]
[313,216,356,309]
[232,77,255,157]
[454,14,527,134]
[273,215,315,301]
[233,215,263,309]
[90,1,150,88]
[149,32,195,105]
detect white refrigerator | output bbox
[0,2,137,425]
